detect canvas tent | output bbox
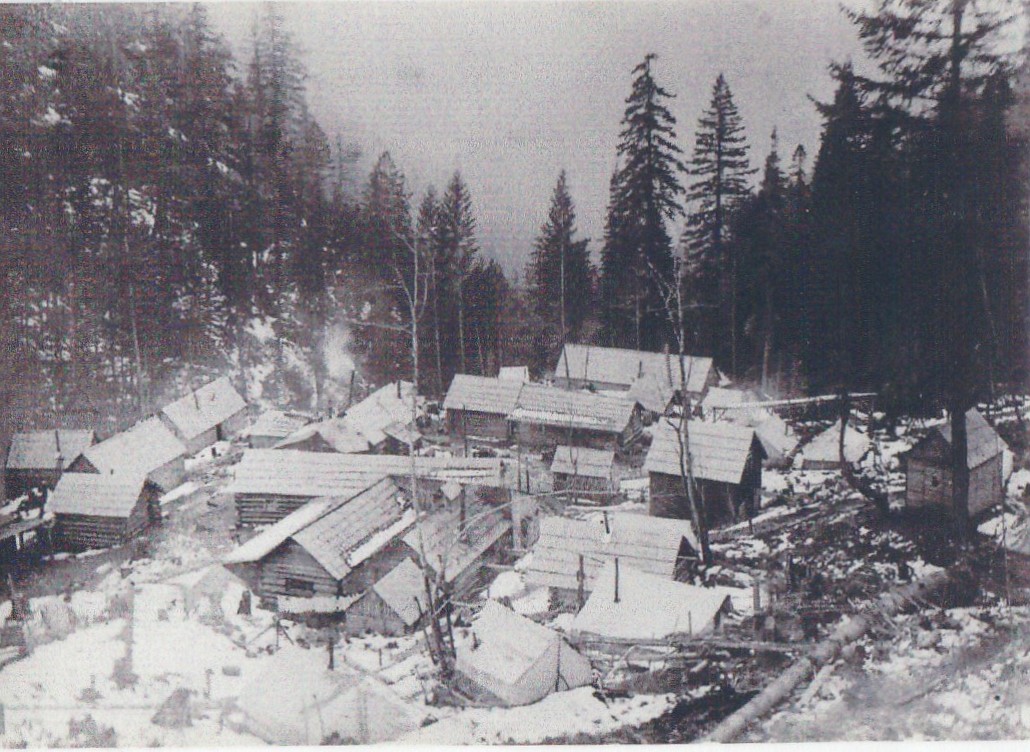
[454,601,593,707]
[799,420,872,470]
[570,560,733,642]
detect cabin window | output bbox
[285,578,315,596]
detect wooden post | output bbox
[614,557,620,603]
[462,406,469,457]
[577,554,586,610]
[753,579,762,613]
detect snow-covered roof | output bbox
[800,420,872,467]
[81,417,186,478]
[700,387,747,413]
[228,449,502,498]
[49,472,147,518]
[644,420,763,484]
[525,513,697,592]
[247,410,312,440]
[292,478,412,579]
[273,418,372,454]
[570,561,732,640]
[443,374,524,416]
[343,381,416,446]
[459,601,560,685]
[371,557,427,626]
[160,377,247,441]
[511,383,636,433]
[403,504,511,583]
[626,373,673,414]
[556,344,714,395]
[550,446,615,479]
[6,429,95,471]
[224,477,413,579]
[498,366,530,383]
[932,408,1007,470]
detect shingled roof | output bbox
[556,344,715,395]
[403,504,511,583]
[247,410,312,442]
[229,449,502,498]
[343,381,416,446]
[273,418,372,454]
[371,557,427,627]
[443,374,524,416]
[550,446,615,479]
[49,473,148,518]
[82,418,186,479]
[160,377,247,442]
[6,430,95,471]
[525,513,697,592]
[644,420,764,484]
[510,383,636,433]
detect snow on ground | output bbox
[1008,469,1030,499]
[401,687,675,744]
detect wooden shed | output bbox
[524,513,698,609]
[49,473,161,551]
[224,477,416,601]
[345,557,427,636]
[4,429,96,499]
[443,374,523,442]
[159,376,248,455]
[554,344,718,404]
[645,420,765,529]
[510,383,642,451]
[900,409,1007,518]
[550,445,616,501]
[70,417,187,492]
[247,410,313,449]
[229,449,502,527]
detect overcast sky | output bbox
[206,1,865,276]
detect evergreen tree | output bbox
[527,170,593,370]
[684,73,755,375]
[437,172,479,378]
[600,54,685,351]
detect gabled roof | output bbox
[372,558,427,627]
[644,420,764,484]
[403,505,511,583]
[933,408,1007,470]
[800,420,871,467]
[556,344,715,395]
[49,472,147,518]
[700,387,748,413]
[460,601,560,685]
[343,381,415,446]
[525,513,697,592]
[6,430,95,471]
[571,561,733,640]
[626,373,673,414]
[247,410,312,440]
[82,417,186,479]
[224,478,414,579]
[273,418,372,454]
[511,383,636,433]
[550,446,615,479]
[160,377,247,441]
[443,374,524,416]
[292,478,413,580]
[228,449,502,498]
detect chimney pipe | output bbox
[613,557,620,603]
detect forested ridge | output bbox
[0,1,1027,438]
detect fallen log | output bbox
[703,568,952,743]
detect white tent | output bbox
[799,419,872,470]
[239,647,418,744]
[455,601,593,707]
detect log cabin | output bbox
[159,376,248,455]
[229,449,503,526]
[224,477,416,601]
[443,374,523,442]
[549,445,616,502]
[900,408,1007,518]
[70,417,187,493]
[645,420,765,528]
[510,383,642,452]
[49,472,161,551]
[4,429,96,499]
